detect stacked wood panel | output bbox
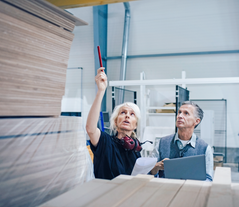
[0,2,92,207]
[0,117,93,207]
[0,0,87,116]
[40,167,238,207]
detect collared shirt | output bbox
[150,132,214,181]
[174,132,197,148]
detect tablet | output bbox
[164,154,206,180]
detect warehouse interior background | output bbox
[63,0,239,166]
[1,0,239,206]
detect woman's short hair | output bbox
[110,102,140,137]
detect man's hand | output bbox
[150,158,169,175]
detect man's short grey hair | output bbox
[181,101,204,128]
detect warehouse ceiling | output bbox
[46,0,136,9]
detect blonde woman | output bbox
[86,67,141,179]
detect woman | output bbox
[86,67,141,180]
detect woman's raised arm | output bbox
[86,67,107,146]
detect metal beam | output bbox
[109,77,239,87]
[93,5,107,111]
[106,50,239,60]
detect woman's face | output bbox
[115,105,137,132]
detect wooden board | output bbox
[169,180,211,207]
[141,178,185,207]
[0,1,74,41]
[231,183,239,207]
[37,167,236,207]
[4,0,87,31]
[207,167,233,207]
[40,179,111,207]
[87,175,154,207]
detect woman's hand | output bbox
[150,158,169,175]
[95,67,107,92]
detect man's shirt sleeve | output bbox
[205,145,214,181]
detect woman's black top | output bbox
[90,131,141,180]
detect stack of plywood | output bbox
[40,167,238,207]
[0,117,93,207]
[0,0,87,116]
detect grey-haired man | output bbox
[150,101,213,181]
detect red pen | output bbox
[97,46,103,72]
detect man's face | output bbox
[176,104,200,129]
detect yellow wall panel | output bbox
[46,0,136,9]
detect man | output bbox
[150,101,213,181]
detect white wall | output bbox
[107,0,239,148]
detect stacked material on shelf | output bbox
[156,103,176,113]
[0,0,87,116]
[40,167,238,207]
[213,153,224,170]
[0,116,94,207]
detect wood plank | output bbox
[0,152,85,178]
[111,174,134,184]
[0,38,70,64]
[231,183,239,207]
[117,178,172,207]
[4,0,75,31]
[33,0,88,26]
[0,72,66,92]
[29,0,84,27]
[0,0,79,116]
[0,59,66,78]
[0,158,90,192]
[68,181,124,207]
[86,175,154,207]
[40,179,110,207]
[0,14,72,49]
[0,87,64,99]
[141,178,185,207]
[0,106,61,116]
[192,182,211,207]
[41,176,133,207]
[67,176,148,207]
[0,1,74,41]
[0,117,82,136]
[0,136,86,168]
[0,47,68,71]
[169,180,209,207]
[207,167,233,207]
[1,174,92,207]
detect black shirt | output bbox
[90,131,141,180]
